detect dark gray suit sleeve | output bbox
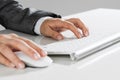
[0,0,61,35]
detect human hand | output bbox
[0,34,47,69]
[40,18,89,40]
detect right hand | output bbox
[0,33,47,69]
[40,18,89,40]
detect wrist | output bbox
[34,17,52,35]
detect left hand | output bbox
[0,34,47,69]
[40,18,89,40]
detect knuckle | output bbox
[71,18,80,21]
[10,39,18,45]
[0,34,6,39]
[55,18,63,23]
[9,33,18,37]
[55,18,61,21]
[25,39,33,44]
[9,39,24,48]
[75,18,80,21]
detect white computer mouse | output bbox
[15,51,53,68]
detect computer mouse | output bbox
[15,51,53,68]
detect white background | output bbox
[18,0,120,16]
[0,0,119,30]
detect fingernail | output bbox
[57,35,63,40]
[34,53,41,60]
[41,50,47,56]
[85,32,89,37]
[44,51,48,54]
[18,63,25,69]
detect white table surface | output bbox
[0,8,120,80]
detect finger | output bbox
[0,44,25,69]
[9,33,48,57]
[67,18,89,37]
[17,37,47,57]
[7,39,41,60]
[60,21,82,38]
[76,20,89,37]
[47,27,64,40]
[0,53,15,68]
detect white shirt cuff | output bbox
[34,17,52,35]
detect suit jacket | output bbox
[0,0,61,35]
